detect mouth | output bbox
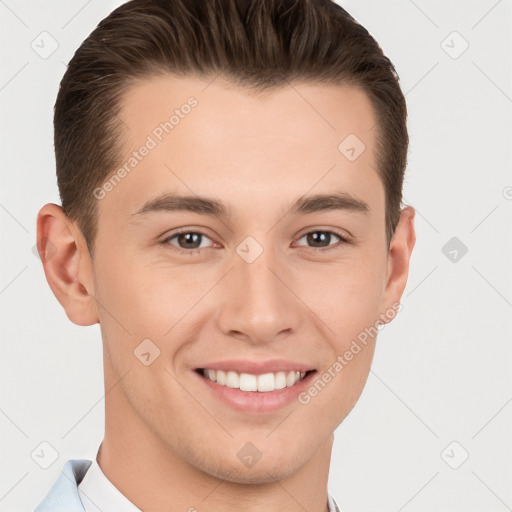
[194,368,317,393]
[192,359,318,413]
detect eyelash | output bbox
[160,228,351,255]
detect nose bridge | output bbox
[217,236,301,343]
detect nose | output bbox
[215,240,303,346]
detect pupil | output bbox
[308,231,330,247]
[179,232,201,248]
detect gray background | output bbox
[1,1,511,511]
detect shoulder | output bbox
[33,459,92,512]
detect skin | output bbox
[37,75,415,512]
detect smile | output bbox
[197,368,314,392]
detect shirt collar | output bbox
[78,458,142,512]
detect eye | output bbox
[295,230,350,250]
[160,228,351,255]
[161,230,214,253]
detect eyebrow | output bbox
[130,190,370,221]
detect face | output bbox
[41,74,415,484]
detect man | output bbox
[34,0,415,510]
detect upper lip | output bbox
[195,359,315,375]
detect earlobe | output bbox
[36,203,99,326]
[380,205,416,325]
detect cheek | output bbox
[93,252,214,378]
[297,253,386,335]
[94,248,191,334]
[298,316,377,428]
[292,253,383,405]
[310,343,376,428]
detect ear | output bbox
[36,203,99,326]
[379,205,416,324]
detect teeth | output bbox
[201,369,308,392]
[257,372,276,392]
[226,371,239,389]
[274,371,287,390]
[216,370,226,385]
[240,373,258,391]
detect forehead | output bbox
[119,74,378,150]
[99,74,383,224]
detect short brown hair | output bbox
[54,0,408,256]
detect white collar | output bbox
[78,457,340,512]
[78,458,142,512]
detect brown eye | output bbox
[295,230,349,250]
[162,231,213,252]
[175,232,202,249]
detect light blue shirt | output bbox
[34,459,341,511]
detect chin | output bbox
[205,459,299,485]
[184,442,305,484]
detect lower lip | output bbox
[194,370,316,414]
